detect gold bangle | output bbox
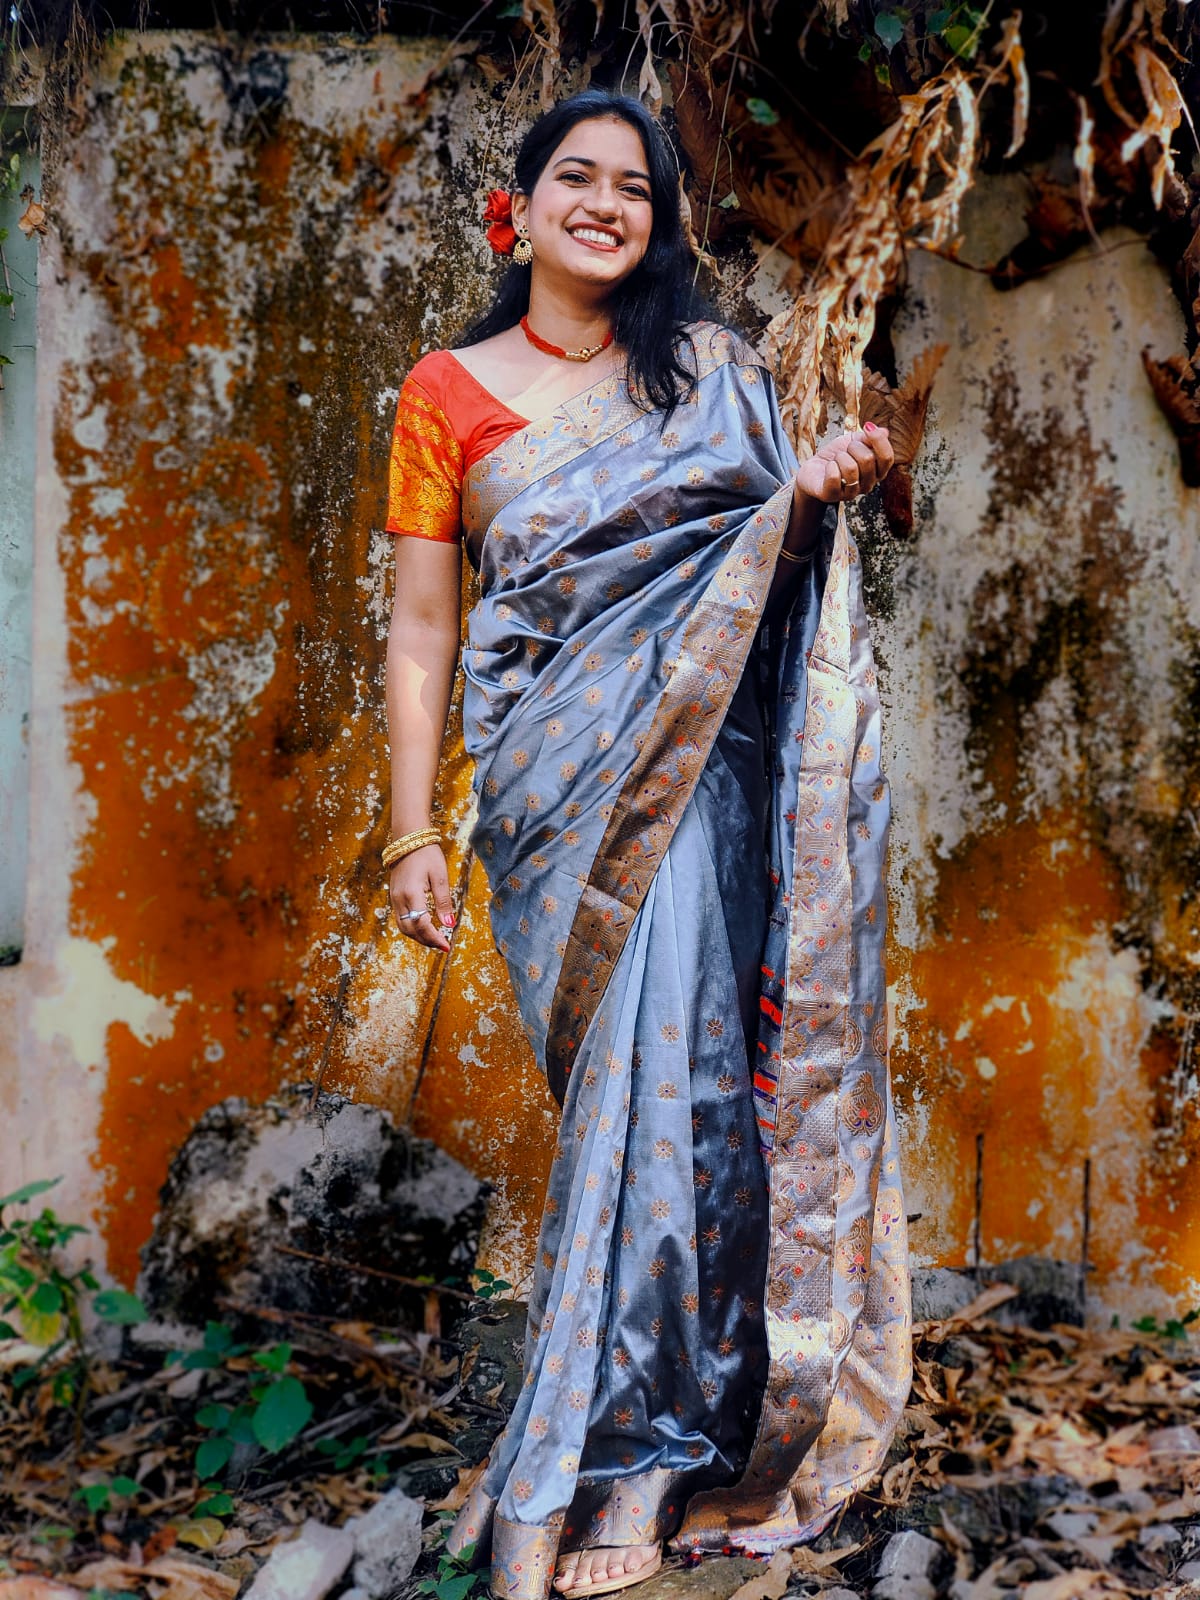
[383,828,439,860]
[777,544,813,565]
[382,828,441,869]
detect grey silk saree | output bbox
[445,324,910,1600]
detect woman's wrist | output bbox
[782,484,827,557]
[391,820,433,836]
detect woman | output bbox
[383,90,910,1600]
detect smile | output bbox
[569,226,623,250]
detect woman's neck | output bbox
[524,282,614,351]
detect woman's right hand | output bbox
[389,844,455,953]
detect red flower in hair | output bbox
[483,187,517,256]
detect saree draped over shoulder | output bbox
[441,324,910,1599]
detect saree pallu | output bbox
[444,324,910,1600]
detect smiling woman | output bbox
[379,89,905,1600]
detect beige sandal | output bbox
[553,1546,663,1598]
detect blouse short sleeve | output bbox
[385,373,464,545]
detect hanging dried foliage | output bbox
[522,0,565,111]
[1141,349,1200,486]
[861,343,949,537]
[763,68,981,452]
[668,62,843,265]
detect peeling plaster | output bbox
[30,936,180,1065]
[3,42,1198,1325]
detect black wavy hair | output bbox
[456,90,709,415]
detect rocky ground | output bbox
[3,1093,1198,1599]
[3,1282,1199,1600]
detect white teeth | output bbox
[571,228,620,246]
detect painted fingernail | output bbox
[442,914,456,929]
[864,421,877,432]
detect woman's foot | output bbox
[553,1544,661,1596]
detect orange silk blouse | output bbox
[385,350,530,545]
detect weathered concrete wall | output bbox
[0,33,541,1282]
[882,177,1200,1320]
[0,138,39,964]
[1,34,1197,1326]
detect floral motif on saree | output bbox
[435,323,910,1598]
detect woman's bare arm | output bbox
[385,537,462,952]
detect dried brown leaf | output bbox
[726,1548,791,1600]
[668,67,725,197]
[634,0,663,112]
[860,343,947,466]
[1141,348,1200,484]
[16,194,47,238]
[677,174,718,270]
[790,1542,861,1574]
[917,1281,1019,1342]
[429,1458,488,1514]
[66,1557,239,1599]
[1074,95,1097,213]
[521,0,562,111]
[1023,1572,1118,1599]
[396,1430,461,1455]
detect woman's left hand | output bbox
[793,421,895,506]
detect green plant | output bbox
[0,1178,147,1405]
[1131,1308,1200,1342]
[419,1525,488,1600]
[859,2,994,85]
[72,1475,143,1515]
[314,1431,368,1470]
[168,1323,314,1505]
[471,1268,514,1302]
[30,1524,75,1545]
[313,1430,394,1480]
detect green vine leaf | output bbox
[943,22,979,57]
[745,98,779,127]
[195,1435,234,1479]
[93,1288,147,1324]
[0,1178,61,1209]
[252,1374,313,1452]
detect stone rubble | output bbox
[135,1087,487,1330]
[345,1485,425,1598]
[871,1530,946,1600]
[240,1517,354,1600]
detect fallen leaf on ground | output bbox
[791,1542,861,1575]
[917,1282,1020,1341]
[1023,1572,1120,1598]
[171,1517,227,1550]
[727,1548,791,1600]
[396,1431,461,1455]
[65,1556,239,1598]
[429,1459,488,1513]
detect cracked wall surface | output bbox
[1,36,1197,1324]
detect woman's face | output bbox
[512,116,655,297]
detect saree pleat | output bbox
[443,325,911,1598]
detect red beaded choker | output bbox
[520,315,614,363]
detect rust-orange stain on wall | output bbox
[49,51,487,1285]
[36,38,1200,1315]
[895,802,1200,1302]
